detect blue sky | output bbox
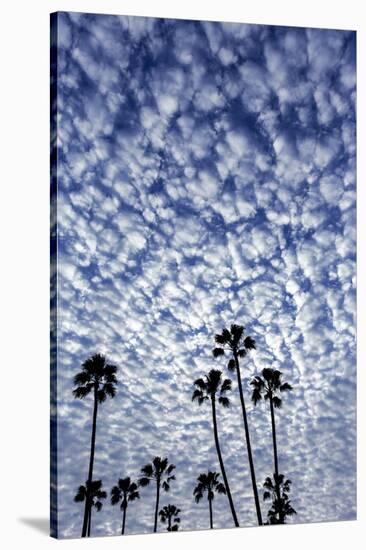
[54,12,356,538]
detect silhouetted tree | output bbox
[159,504,181,531]
[251,367,292,523]
[213,325,262,525]
[139,457,176,533]
[193,471,226,529]
[73,353,118,537]
[111,477,140,535]
[192,369,239,527]
[74,480,106,537]
[263,474,296,524]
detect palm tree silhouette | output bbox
[74,480,107,537]
[192,369,239,527]
[193,471,226,529]
[159,504,181,531]
[139,457,176,533]
[111,477,140,535]
[73,353,118,537]
[251,367,292,523]
[213,324,262,525]
[263,474,296,524]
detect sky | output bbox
[52,12,356,538]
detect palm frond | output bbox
[218,396,230,408]
[73,371,91,386]
[213,347,225,357]
[138,476,151,487]
[227,358,236,371]
[244,336,256,350]
[140,463,154,478]
[272,396,282,408]
[220,378,232,394]
[193,378,206,390]
[72,385,93,399]
[251,388,262,405]
[111,486,121,505]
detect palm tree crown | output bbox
[251,368,292,408]
[74,480,107,512]
[193,471,226,503]
[213,324,256,369]
[73,353,118,402]
[111,477,140,510]
[139,457,176,491]
[263,474,296,524]
[192,369,232,408]
[159,504,181,531]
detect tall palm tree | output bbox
[159,504,181,531]
[263,474,296,524]
[251,368,292,482]
[251,367,292,523]
[193,471,226,529]
[74,480,107,537]
[213,324,262,525]
[111,477,140,535]
[192,369,239,527]
[139,457,176,533]
[73,353,118,537]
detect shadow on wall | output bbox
[18,517,49,536]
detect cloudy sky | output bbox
[52,12,356,539]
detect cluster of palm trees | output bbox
[72,354,181,536]
[73,456,179,536]
[72,323,296,537]
[192,324,296,527]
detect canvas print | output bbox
[50,12,356,539]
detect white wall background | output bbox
[0,0,364,548]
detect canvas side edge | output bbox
[50,11,59,540]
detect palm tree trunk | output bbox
[269,395,282,523]
[269,395,279,478]
[154,480,160,533]
[211,397,239,527]
[82,386,99,537]
[87,505,91,537]
[209,497,213,529]
[234,353,263,526]
[122,503,127,535]
[168,515,172,531]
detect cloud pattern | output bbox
[53,12,356,538]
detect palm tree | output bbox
[251,367,292,523]
[263,474,296,524]
[213,324,262,525]
[159,504,181,531]
[193,471,226,529]
[192,369,239,527]
[111,477,140,535]
[74,480,107,537]
[251,368,292,482]
[139,457,176,533]
[73,353,118,537]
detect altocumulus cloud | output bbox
[53,12,356,538]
